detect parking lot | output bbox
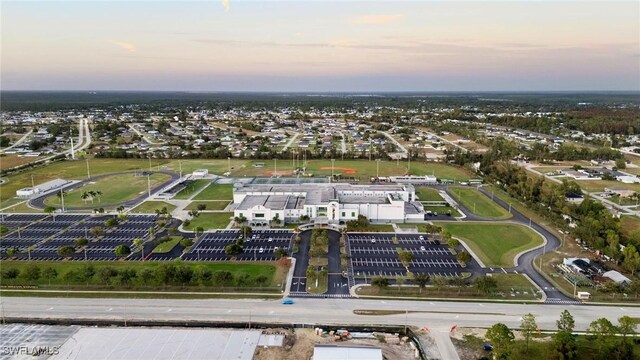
[183,229,293,261]
[346,232,465,279]
[1,214,159,261]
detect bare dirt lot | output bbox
[253,328,418,360]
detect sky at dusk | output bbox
[1,1,639,91]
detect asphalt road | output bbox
[3,297,637,333]
[475,187,569,301]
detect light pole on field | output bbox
[376,159,381,179]
[227,157,231,174]
[331,158,335,183]
[86,158,91,179]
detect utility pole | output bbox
[147,174,151,197]
[274,158,277,177]
[227,157,231,174]
[539,242,546,270]
[86,158,91,179]
[376,158,380,179]
[179,160,183,178]
[508,203,512,213]
[404,309,408,334]
[61,189,65,213]
[31,174,35,189]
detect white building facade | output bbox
[232,183,424,225]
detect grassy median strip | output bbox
[152,237,182,253]
[438,223,543,267]
[131,201,176,214]
[183,212,233,230]
[449,187,511,219]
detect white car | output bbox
[420,246,426,251]
[259,247,264,253]
[371,239,376,244]
[268,237,273,242]
[419,235,424,241]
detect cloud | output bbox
[349,14,402,25]
[109,40,136,52]
[222,0,229,12]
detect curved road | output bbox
[443,185,570,301]
[28,170,180,211]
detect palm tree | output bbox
[95,190,103,203]
[88,190,97,204]
[55,190,66,204]
[81,191,90,204]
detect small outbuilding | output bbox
[312,345,383,360]
[602,270,632,285]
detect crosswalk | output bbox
[288,292,352,298]
[545,298,583,305]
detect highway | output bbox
[2,297,637,334]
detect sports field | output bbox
[449,187,512,219]
[439,223,543,267]
[230,160,472,181]
[42,173,172,208]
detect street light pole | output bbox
[86,158,91,179]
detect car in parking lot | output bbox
[268,237,273,242]
[420,246,426,251]
[419,235,424,241]
[259,247,264,253]
[371,238,376,244]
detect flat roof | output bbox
[313,345,382,360]
[53,327,262,360]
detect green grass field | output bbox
[356,273,540,300]
[173,179,211,200]
[193,184,233,201]
[183,212,233,230]
[307,271,328,294]
[574,179,640,193]
[422,205,461,217]
[152,237,181,253]
[0,158,248,208]
[415,187,444,201]
[229,159,472,181]
[185,201,230,211]
[621,216,640,238]
[0,261,279,288]
[42,173,171,209]
[130,201,176,214]
[449,187,512,219]
[439,223,543,267]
